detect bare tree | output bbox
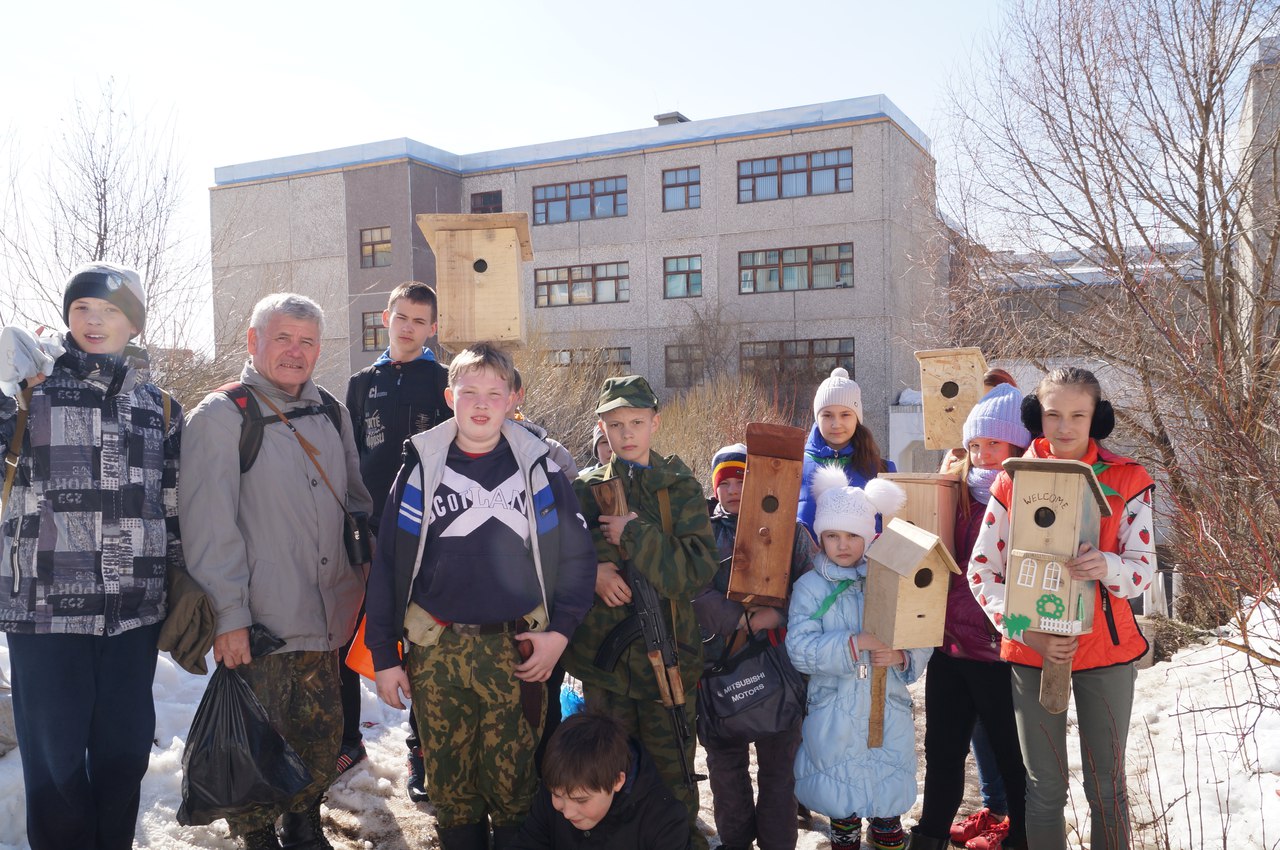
[943,0,1280,659]
[0,80,234,405]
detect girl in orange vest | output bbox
[967,367,1156,850]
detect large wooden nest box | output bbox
[864,518,960,650]
[1000,457,1112,642]
[915,347,989,449]
[878,472,961,558]
[416,213,533,347]
[727,423,807,608]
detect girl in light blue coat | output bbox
[787,468,929,850]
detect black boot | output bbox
[239,825,282,850]
[278,797,333,850]
[436,822,490,850]
[490,823,522,850]
[904,828,951,850]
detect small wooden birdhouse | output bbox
[915,348,989,449]
[879,472,961,558]
[1000,458,1112,641]
[864,518,961,650]
[727,423,806,608]
[415,213,534,347]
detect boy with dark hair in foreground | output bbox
[511,712,690,850]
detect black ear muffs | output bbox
[1090,400,1115,440]
[1022,393,1115,440]
[1021,394,1043,437]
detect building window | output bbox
[471,191,503,214]
[1017,558,1038,588]
[665,344,705,389]
[361,312,388,351]
[738,148,852,203]
[664,255,703,299]
[546,347,632,370]
[533,176,628,225]
[739,243,853,293]
[534,262,630,307]
[1042,562,1063,592]
[359,227,392,269]
[662,167,701,211]
[740,337,855,381]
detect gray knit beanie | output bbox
[63,262,146,337]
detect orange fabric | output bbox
[1000,439,1153,671]
[344,615,391,681]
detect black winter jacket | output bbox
[510,740,691,850]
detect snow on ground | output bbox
[1,619,1278,849]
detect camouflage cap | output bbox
[595,375,659,414]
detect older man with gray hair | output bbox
[180,293,372,850]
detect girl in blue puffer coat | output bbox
[787,468,928,850]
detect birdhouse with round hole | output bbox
[915,348,989,449]
[863,518,961,649]
[999,457,1111,642]
[727,422,807,608]
[416,213,533,347]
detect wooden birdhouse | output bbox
[727,423,806,608]
[415,213,534,347]
[1000,458,1112,642]
[915,348,989,449]
[878,472,961,558]
[863,518,961,650]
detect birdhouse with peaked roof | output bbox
[416,213,534,347]
[998,457,1112,642]
[915,347,989,449]
[864,518,961,649]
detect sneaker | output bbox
[406,746,429,803]
[950,809,1002,845]
[965,820,1010,850]
[335,741,366,776]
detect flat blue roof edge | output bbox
[213,94,931,187]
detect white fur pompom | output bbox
[811,465,851,502]
[864,478,908,518]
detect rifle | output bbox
[590,476,699,790]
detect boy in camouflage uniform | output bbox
[365,343,596,850]
[563,376,719,850]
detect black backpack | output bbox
[217,382,343,474]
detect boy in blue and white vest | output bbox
[364,341,596,849]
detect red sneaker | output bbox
[950,809,1002,845]
[965,820,1010,850]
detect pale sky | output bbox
[1,0,1003,326]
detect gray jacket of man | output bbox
[178,362,373,652]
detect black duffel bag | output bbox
[696,627,806,746]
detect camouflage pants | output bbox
[226,650,341,836]
[406,628,540,829]
[585,686,708,850]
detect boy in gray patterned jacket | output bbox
[0,263,182,850]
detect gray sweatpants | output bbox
[1011,663,1136,850]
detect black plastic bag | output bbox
[696,629,807,746]
[177,663,313,826]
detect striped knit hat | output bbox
[711,443,747,490]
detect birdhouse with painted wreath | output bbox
[915,347,989,449]
[999,457,1112,641]
[878,472,961,559]
[416,213,533,347]
[864,518,961,649]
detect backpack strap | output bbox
[2,388,34,508]
[218,382,344,475]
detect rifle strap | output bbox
[655,487,680,648]
[2,388,33,507]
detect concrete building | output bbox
[210,95,946,461]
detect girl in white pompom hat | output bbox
[786,468,927,850]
